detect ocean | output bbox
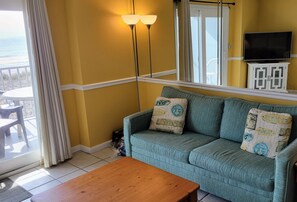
[0,37,29,68]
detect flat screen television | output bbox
[243,32,292,62]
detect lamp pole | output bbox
[129,25,141,112]
[147,25,153,78]
[140,15,157,78]
[122,15,141,112]
[122,15,157,111]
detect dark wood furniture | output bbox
[31,157,199,202]
[295,162,297,182]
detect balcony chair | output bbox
[0,92,29,158]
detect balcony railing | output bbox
[0,65,32,91]
[0,64,34,118]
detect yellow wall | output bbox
[228,0,242,58]
[139,82,297,111]
[45,0,73,86]
[46,0,139,147]
[62,90,80,146]
[157,73,177,80]
[257,0,297,90]
[287,59,297,90]
[46,0,81,147]
[64,0,136,84]
[228,0,297,90]
[45,0,297,149]
[228,0,259,88]
[135,0,176,76]
[45,0,176,148]
[84,83,140,146]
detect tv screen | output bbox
[244,32,292,62]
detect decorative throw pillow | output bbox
[149,97,188,135]
[240,108,292,158]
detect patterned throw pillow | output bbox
[149,97,188,135]
[240,108,292,158]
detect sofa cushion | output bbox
[149,97,188,134]
[241,108,292,158]
[161,86,224,138]
[189,138,275,192]
[133,148,274,201]
[220,98,260,142]
[130,130,216,163]
[259,104,297,144]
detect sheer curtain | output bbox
[25,0,72,167]
[177,0,193,82]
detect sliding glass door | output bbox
[190,4,229,85]
[175,0,229,86]
[0,0,40,175]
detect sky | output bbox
[0,10,26,39]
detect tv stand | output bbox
[247,62,289,92]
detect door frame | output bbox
[190,4,229,85]
[0,0,40,176]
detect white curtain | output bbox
[25,0,72,167]
[177,0,193,82]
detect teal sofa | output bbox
[124,86,297,202]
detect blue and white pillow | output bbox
[240,108,292,158]
[149,97,188,135]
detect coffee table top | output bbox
[31,157,199,202]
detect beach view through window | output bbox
[0,11,29,68]
[0,9,40,174]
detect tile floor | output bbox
[7,147,228,202]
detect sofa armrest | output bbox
[274,138,297,202]
[123,109,153,156]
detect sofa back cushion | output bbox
[258,104,297,144]
[220,98,260,142]
[161,86,224,137]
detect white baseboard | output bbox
[71,145,82,153]
[71,140,112,154]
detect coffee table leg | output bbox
[188,190,198,202]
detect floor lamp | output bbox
[141,15,157,78]
[122,15,141,112]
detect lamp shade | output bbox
[140,15,157,25]
[121,15,140,25]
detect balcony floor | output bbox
[1,117,39,161]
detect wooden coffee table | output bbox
[31,157,199,202]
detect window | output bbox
[0,10,29,68]
[190,4,229,85]
[0,0,40,175]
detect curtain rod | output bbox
[174,0,235,6]
[191,0,235,6]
